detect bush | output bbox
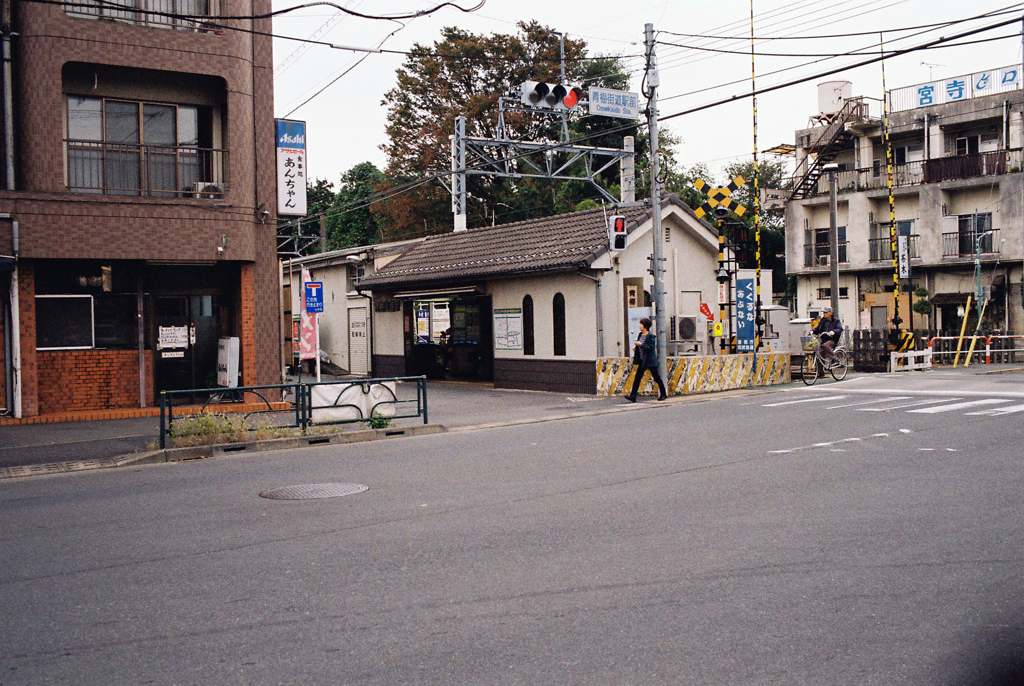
[913,286,929,297]
[368,411,393,429]
[913,299,933,315]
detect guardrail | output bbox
[159,376,428,449]
[926,335,1024,366]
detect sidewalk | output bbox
[1,364,1021,475]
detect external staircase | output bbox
[789,98,871,200]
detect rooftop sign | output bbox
[888,65,1021,112]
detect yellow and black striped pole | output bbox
[718,222,727,354]
[750,0,762,353]
[880,32,903,335]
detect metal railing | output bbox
[941,229,999,257]
[785,149,1022,198]
[64,0,221,32]
[159,376,428,449]
[66,140,228,198]
[869,235,919,262]
[803,242,848,268]
[927,335,1024,365]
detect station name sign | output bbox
[589,87,640,120]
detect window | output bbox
[35,261,141,350]
[522,295,534,356]
[552,293,566,356]
[817,287,849,299]
[957,213,994,254]
[66,96,220,197]
[805,227,847,265]
[64,0,218,32]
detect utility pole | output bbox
[825,163,840,316]
[644,23,667,383]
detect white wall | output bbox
[489,273,596,360]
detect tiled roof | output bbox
[357,200,684,289]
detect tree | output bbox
[377,22,637,238]
[722,158,789,294]
[326,162,385,250]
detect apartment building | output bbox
[0,0,279,417]
[784,69,1024,336]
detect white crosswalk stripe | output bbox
[965,403,1024,416]
[907,399,1013,414]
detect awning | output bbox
[930,292,972,305]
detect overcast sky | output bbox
[271,0,1024,188]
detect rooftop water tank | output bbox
[818,80,852,115]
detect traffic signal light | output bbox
[520,81,585,110]
[608,215,627,252]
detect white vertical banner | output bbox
[276,119,307,216]
[897,235,911,279]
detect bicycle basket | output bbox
[801,335,820,352]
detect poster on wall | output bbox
[276,119,307,216]
[493,308,523,350]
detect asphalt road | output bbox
[1,371,1023,685]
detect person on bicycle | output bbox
[813,306,843,367]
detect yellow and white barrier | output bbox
[596,353,790,397]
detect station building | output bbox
[0,0,279,417]
[356,196,728,395]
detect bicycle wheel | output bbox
[800,353,819,385]
[830,349,849,380]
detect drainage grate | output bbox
[259,483,368,500]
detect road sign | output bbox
[305,281,324,313]
[693,176,748,220]
[736,278,755,352]
[588,87,640,120]
[712,322,724,337]
[700,302,714,320]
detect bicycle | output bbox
[799,333,849,385]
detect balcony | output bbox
[942,229,1000,258]
[63,0,221,32]
[66,140,227,198]
[803,242,848,268]
[786,149,1021,197]
[869,235,919,262]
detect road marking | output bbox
[907,399,1013,414]
[860,398,961,412]
[826,396,909,409]
[800,388,1024,398]
[965,403,1024,416]
[763,395,847,407]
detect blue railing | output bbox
[159,376,428,449]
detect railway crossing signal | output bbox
[693,176,748,220]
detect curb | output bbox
[0,424,447,480]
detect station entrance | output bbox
[404,294,492,381]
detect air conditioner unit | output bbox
[192,182,223,199]
[817,255,830,266]
[677,316,700,341]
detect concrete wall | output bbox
[597,353,791,397]
[489,273,596,360]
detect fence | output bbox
[927,335,1024,366]
[159,376,428,449]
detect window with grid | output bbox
[66,96,219,197]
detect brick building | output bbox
[0,0,279,417]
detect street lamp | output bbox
[974,227,995,318]
[823,163,840,317]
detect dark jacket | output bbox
[813,315,843,340]
[636,332,659,369]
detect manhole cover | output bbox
[259,483,368,500]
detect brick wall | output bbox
[37,349,154,413]
[493,358,597,395]
[17,264,38,416]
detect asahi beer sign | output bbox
[276,119,307,216]
[889,65,1021,112]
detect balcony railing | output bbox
[64,0,221,32]
[785,149,1022,197]
[942,229,1000,257]
[66,140,227,198]
[869,235,919,262]
[803,242,848,268]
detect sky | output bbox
[270,0,1024,190]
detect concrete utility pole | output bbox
[825,163,840,316]
[644,23,668,383]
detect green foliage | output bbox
[913,286,929,297]
[326,162,385,250]
[377,21,641,239]
[368,411,393,429]
[913,299,933,315]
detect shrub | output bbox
[368,411,393,429]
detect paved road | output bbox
[1,369,1022,684]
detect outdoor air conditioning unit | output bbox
[818,255,830,267]
[192,182,223,199]
[677,316,700,341]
